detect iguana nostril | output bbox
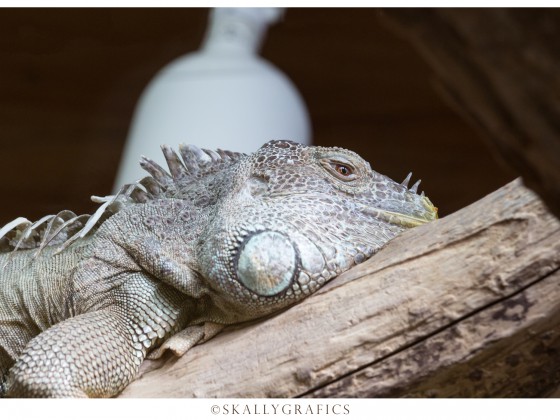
[235,231,297,297]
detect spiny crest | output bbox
[0,189,134,255]
[0,144,245,255]
[0,212,89,254]
[138,144,246,199]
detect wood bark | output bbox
[380,9,560,219]
[120,179,560,398]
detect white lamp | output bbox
[114,8,311,189]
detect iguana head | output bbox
[198,140,437,320]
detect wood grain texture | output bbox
[120,179,560,397]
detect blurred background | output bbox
[0,8,515,224]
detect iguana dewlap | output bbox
[0,140,437,397]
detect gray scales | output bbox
[0,140,437,397]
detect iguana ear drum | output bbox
[234,231,298,297]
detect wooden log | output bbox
[380,10,560,219]
[120,179,560,397]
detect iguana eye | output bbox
[335,164,352,177]
[321,159,358,181]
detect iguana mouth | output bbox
[377,209,436,228]
[359,196,438,228]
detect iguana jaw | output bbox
[377,209,436,228]
[360,196,438,228]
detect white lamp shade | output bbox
[114,8,311,189]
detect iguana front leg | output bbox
[5,269,198,398]
[6,309,141,397]
[5,308,210,397]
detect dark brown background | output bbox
[0,8,515,224]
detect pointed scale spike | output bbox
[40,210,76,244]
[12,215,56,252]
[79,201,112,239]
[22,214,56,241]
[178,144,201,173]
[216,149,231,161]
[51,214,91,254]
[410,179,422,194]
[161,145,187,180]
[219,149,246,162]
[140,156,172,188]
[35,211,77,256]
[223,150,240,159]
[202,148,221,162]
[122,182,149,204]
[130,188,149,203]
[36,213,84,254]
[0,217,31,241]
[401,172,412,188]
[139,177,162,196]
[180,144,212,170]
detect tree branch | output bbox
[120,179,560,397]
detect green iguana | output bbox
[0,140,437,397]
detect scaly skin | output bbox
[0,140,437,397]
